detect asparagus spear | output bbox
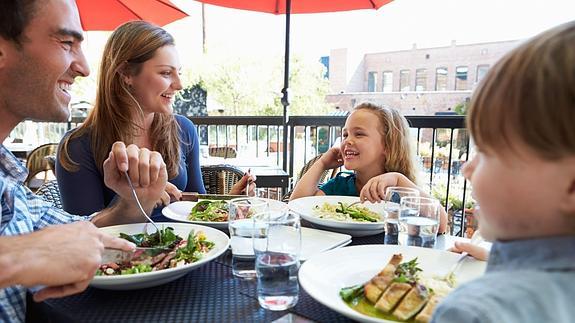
[339,284,365,302]
[336,202,379,222]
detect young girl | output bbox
[290,103,447,233]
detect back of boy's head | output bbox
[468,21,575,159]
[353,103,417,182]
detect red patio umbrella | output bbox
[195,0,393,170]
[76,0,188,31]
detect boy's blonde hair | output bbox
[353,103,417,182]
[468,21,575,159]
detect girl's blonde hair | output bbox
[59,21,181,178]
[468,21,575,159]
[353,103,417,182]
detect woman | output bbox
[57,21,253,220]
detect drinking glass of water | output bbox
[253,210,301,311]
[398,196,440,248]
[228,197,269,279]
[384,187,420,244]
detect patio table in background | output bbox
[201,156,290,195]
[4,142,36,160]
[29,234,479,322]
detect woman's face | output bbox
[126,45,182,115]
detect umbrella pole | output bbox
[281,0,291,173]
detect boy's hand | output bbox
[449,241,489,261]
[319,147,344,170]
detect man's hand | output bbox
[1,222,134,301]
[103,142,167,210]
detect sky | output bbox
[82,0,575,69]
[171,0,574,59]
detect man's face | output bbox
[0,0,89,125]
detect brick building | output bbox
[325,40,520,115]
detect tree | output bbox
[201,53,331,116]
[453,97,470,115]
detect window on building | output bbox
[320,56,329,78]
[455,66,468,90]
[435,67,448,91]
[476,65,489,83]
[382,71,393,92]
[415,68,427,91]
[400,69,410,92]
[368,71,378,92]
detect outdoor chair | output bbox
[282,154,338,202]
[208,146,237,159]
[201,164,244,195]
[35,180,63,209]
[24,143,58,190]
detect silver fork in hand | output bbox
[124,171,161,243]
[444,231,484,280]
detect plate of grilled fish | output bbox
[299,244,486,322]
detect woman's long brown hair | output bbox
[59,21,181,178]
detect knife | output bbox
[101,247,171,264]
[180,192,246,202]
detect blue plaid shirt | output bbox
[0,144,87,322]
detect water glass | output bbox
[398,196,441,248]
[228,197,270,279]
[383,187,420,244]
[253,210,301,311]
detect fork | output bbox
[443,231,484,279]
[245,168,251,196]
[348,200,364,208]
[124,171,161,243]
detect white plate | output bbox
[288,196,386,237]
[300,227,352,261]
[162,201,228,230]
[232,226,352,261]
[299,245,487,323]
[163,199,288,230]
[91,222,229,290]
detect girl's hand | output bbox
[230,172,257,196]
[449,241,489,261]
[319,147,344,170]
[359,173,400,203]
[155,182,181,208]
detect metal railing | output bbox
[190,115,472,236]
[9,114,472,236]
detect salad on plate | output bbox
[98,227,214,276]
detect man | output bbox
[0,0,167,321]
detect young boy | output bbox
[431,21,575,322]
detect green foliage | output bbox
[432,184,475,210]
[201,53,331,116]
[453,100,469,115]
[67,47,332,117]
